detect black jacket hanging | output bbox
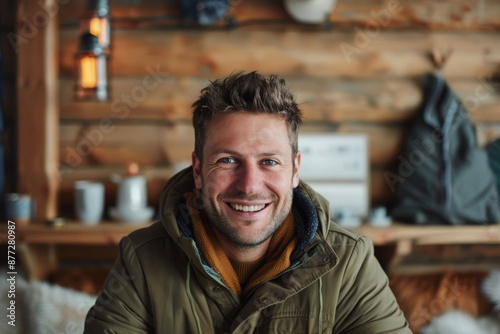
[390,73,500,225]
[486,138,500,203]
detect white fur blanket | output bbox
[0,272,96,334]
[421,271,500,334]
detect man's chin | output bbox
[214,221,274,248]
[229,237,270,249]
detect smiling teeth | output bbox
[230,204,266,212]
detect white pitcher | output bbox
[111,173,148,210]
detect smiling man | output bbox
[193,112,298,261]
[84,72,410,333]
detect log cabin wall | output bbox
[56,0,500,219]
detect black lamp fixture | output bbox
[75,32,109,101]
[75,0,110,101]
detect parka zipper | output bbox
[188,239,241,307]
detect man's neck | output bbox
[212,228,271,263]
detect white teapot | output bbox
[112,174,147,209]
[109,163,154,223]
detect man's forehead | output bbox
[206,114,287,140]
[203,113,293,155]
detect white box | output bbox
[298,134,370,219]
[298,134,368,181]
[306,182,369,218]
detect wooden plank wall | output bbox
[17,0,60,221]
[57,0,500,218]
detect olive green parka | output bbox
[84,168,410,333]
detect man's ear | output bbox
[292,151,301,188]
[192,152,202,189]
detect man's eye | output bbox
[261,159,278,166]
[218,157,236,164]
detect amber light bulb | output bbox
[80,56,97,88]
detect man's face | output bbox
[192,112,301,248]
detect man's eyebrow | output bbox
[207,150,285,158]
[258,152,285,157]
[208,149,240,157]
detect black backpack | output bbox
[390,73,500,225]
[486,138,500,201]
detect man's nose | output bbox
[236,163,262,194]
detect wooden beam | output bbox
[58,76,500,123]
[59,30,500,79]
[17,0,59,221]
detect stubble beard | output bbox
[199,182,294,249]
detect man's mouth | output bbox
[229,203,267,212]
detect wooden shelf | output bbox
[0,221,152,281]
[351,224,500,245]
[2,222,499,247]
[351,224,500,273]
[2,222,499,280]
[0,221,152,246]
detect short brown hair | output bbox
[192,71,302,160]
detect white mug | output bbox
[74,181,105,225]
[5,193,32,226]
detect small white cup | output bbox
[74,181,105,225]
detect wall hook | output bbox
[430,47,453,71]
